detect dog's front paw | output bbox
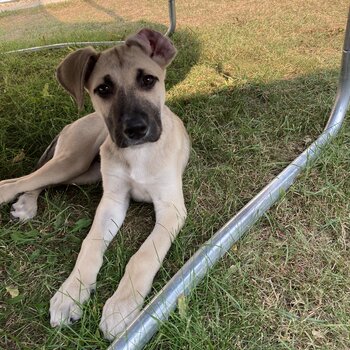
[99,295,142,341]
[50,277,92,327]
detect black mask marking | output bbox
[105,88,162,148]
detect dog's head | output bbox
[56,29,177,148]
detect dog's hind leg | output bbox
[10,157,102,222]
[9,134,60,220]
[0,113,107,206]
[67,156,101,185]
[9,134,60,221]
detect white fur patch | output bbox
[11,192,38,221]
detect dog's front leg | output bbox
[50,189,130,327]
[100,189,186,340]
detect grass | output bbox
[1,0,350,349]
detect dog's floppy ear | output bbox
[56,47,99,110]
[125,28,177,68]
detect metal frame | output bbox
[107,7,350,350]
[5,0,176,54]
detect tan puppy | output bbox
[0,29,190,340]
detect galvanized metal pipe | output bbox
[108,7,350,350]
[5,0,176,54]
[165,0,176,37]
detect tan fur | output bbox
[0,29,189,340]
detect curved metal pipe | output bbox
[165,0,176,37]
[5,41,123,54]
[4,0,176,54]
[108,7,350,350]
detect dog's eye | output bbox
[136,69,158,90]
[141,75,157,89]
[94,83,113,98]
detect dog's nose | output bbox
[123,118,149,140]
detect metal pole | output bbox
[4,0,176,54]
[108,7,350,350]
[165,0,176,37]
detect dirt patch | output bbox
[0,0,348,39]
[0,0,66,12]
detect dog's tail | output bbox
[35,134,59,170]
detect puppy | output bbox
[0,29,190,340]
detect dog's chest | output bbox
[128,167,153,202]
[103,139,171,203]
[124,151,161,202]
